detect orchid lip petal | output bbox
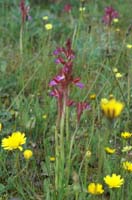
[56,75,65,81]
[75,82,84,88]
[55,58,61,64]
[49,80,57,86]
[49,75,65,86]
[53,50,59,55]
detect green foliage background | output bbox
[0,0,132,199]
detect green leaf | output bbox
[0,183,6,194]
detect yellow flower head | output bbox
[0,123,2,131]
[126,44,132,49]
[109,94,114,99]
[85,150,92,158]
[104,174,124,188]
[45,23,53,30]
[105,147,116,154]
[1,131,26,151]
[123,161,132,172]
[113,68,118,73]
[23,149,33,160]
[88,183,104,195]
[113,18,119,23]
[115,72,123,78]
[42,114,47,119]
[101,98,108,104]
[100,98,124,119]
[89,94,96,100]
[121,132,132,139]
[42,16,48,20]
[122,145,132,152]
[50,156,55,162]
[79,7,86,12]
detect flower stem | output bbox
[55,126,59,190]
[20,24,23,55]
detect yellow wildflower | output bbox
[85,150,92,158]
[23,149,33,160]
[42,114,47,119]
[109,94,114,99]
[101,98,108,104]
[89,94,96,100]
[50,157,55,162]
[43,16,48,20]
[45,23,53,30]
[100,98,124,119]
[88,183,104,195]
[104,174,124,188]
[126,44,132,49]
[123,161,132,172]
[115,72,123,78]
[113,18,119,23]
[113,68,118,73]
[1,131,26,151]
[79,7,86,12]
[122,145,132,152]
[105,147,116,154]
[121,132,132,139]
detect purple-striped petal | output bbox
[55,58,61,64]
[75,82,84,89]
[56,75,65,81]
[49,80,57,86]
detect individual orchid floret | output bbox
[56,57,66,65]
[53,48,62,56]
[64,4,72,13]
[49,75,65,86]
[50,88,63,100]
[102,6,119,26]
[72,78,84,89]
[53,39,75,63]
[66,99,76,107]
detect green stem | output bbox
[66,106,69,145]
[59,109,65,188]
[110,189,117,200]
[58,92,67,191]
[14,151,20,175]
[98,119,114,176]
[55,126,59,191]
[20,24,23,55]
[75,192,79,200]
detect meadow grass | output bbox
[0,0,132,199]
